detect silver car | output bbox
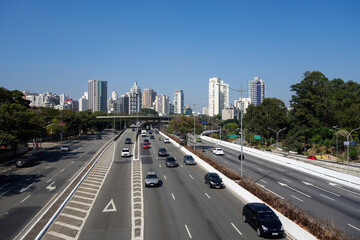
[183,155,196,165]
[144,172,160,187]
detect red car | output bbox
[307,156,317,160]
[143,142,150,149]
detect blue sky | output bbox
[1,0,359,110]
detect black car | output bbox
[204,172,224,188]
[150,135,155,139]
[16,153,36,167]
[125,138,132,144]
[165,156,177,167]
[242,203,284,237]
[158,148,168,157]
[183,155,196,165]
[96,135,102,139]
[144,139,150,144]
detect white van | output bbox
[141,130,147,137]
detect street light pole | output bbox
[332,126,338,159]
[347,127,360,162]
[268,127,287,148]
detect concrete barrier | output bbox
[160,132,316,240]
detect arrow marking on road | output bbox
[329,182,360,196]
[103,199,117,212]
[20,183,34,193]
[46,182,56,192]
[302,181,340,196]
[278,182,311,198]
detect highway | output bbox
[0,133,114,239]
[193,137,360,239]
[41,128,291,239]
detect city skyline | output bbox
[1,1,359,110]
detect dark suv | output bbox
[242,203,284,237]
[158,148,168,157]
[165,156,177,167]
[204,172,224,188]
[125,138,132,144]
[16,153,36,167]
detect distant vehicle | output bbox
[164,138,170,143]
[307,156,317,160]
[196,138,202,142]
[155,130,159,134]
[204,172,224,188]
[144,172,160,187]
[125,138,132,144]
[132,128,135,132]
[158,148,168,157]
[143,142,150,149]
[165,156,177,167]
[150,135,155,139]
[96,135,102,139]
[148,130,153,134]
[242,203,284,237]
[61,145,71,151]
[121,148,130,157]
[141,130,147,137]
[144,139,150,144]
[183,155,196,165]
[16,153,36,167]
[212,148,224,155]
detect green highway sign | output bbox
[254,135,261,140]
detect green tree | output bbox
[141,108,159,116]
[166,115,203,145]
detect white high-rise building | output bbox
[155,94,169,116]
[79,96,88,111]
[88,80,108,113]
[60,94,69,105]
[208,77,229,117]
[129,81,142,114]
[202,107,208,115]
[234,97,251,113]
[249,76,266,106]
[112,91,118,101]
[173,90,184,114]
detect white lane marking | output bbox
[26,177,32,181]
[189,175,194,179]
[302,181,340,196]
[60,168,65,173]
[185,224,192,239]
[257,167,264,172]
[231,222,243,235]
[224,161,228,164]
[103,199,117,212]
[0,190,10,197]
[205,193,211,199]
[0,183,9,188]
[281,178,291,183]
[275,167,283,171]
[257,183,284,199]
[291,195,303,202]
[46,230,75,240]
[164,175,167,180]
[260,179,267,184]
[171,193,176,200]
[159,164,161,168]
[180,164,183,168]
[21,195,31,203]
[46,179,52,183]
[320,194,335,201]
[348,224,360,232]
[278,182,311,198]
[71,161,74,164]
[329,182,360,196]
[304,178,315,183]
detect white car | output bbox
[212,148,224,155]
[61,145,71,151]
[164,138,170,143]
[121,148,130,157]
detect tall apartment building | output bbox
[112,91,118,101]
[173,90,184,114]
[208,77,229,117]
[234,97,251,113]
[88,80,108,113]
[79,92,88,112]
[129,81,141,114]
[142,89,157,109]
[155,94,169,116]
[119,93,129,114]
[249,76,266,106]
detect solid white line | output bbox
[257,167,265,171]
[54,221,79,230]
[164,175,167,180]
[172,193,176,200]
[205,193,211,199]
[231,222,243,235]
[0,190,10,197]
[180,164,183,168]
[185,224,192,239]
[60,168,65,173]
[260,179,267,184]
[320,194,335,201]
[348,224,360,232]
[189,175,194,179]
[159,164,161,168]
[46,179,52,183]
[291,195,303,202]
[21,195,31,203]
[46,231,74,240]
[60,212,84,221]
[0,183,9,188]
[282,178,291,183]
[65,206,88,213]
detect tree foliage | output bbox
[166,115,204,145]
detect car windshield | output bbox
[258,211,277,220]
[186,156,193,160]
[209,174,220,180]
[167,157,175,161]
[122,149,129,152]
[217,149,223,151]
[146,174,157,179]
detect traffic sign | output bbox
[344,141,356,145]
[228,135,238,138]
[254,135,261,140]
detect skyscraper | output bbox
[155,94,169,116]
[88,80,108,113]
[173,90,184,114]
[249,76,266,106]
[142,89,157,109]
[129,81,142,114]
[208,77,229,117]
